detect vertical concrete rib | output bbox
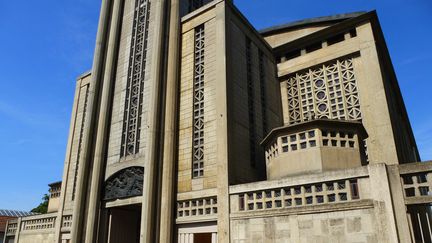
[159,0,180,242]
[69,0,112,241]
[84,0,124,242]
[140,0,168,242]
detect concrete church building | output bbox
[4,0,432,243]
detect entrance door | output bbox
[108,204,141,243]
[194,233,212,243]
[177,223,217,243]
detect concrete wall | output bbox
[18,232,55,243]
[61,72,91,212]
[177,5,219,194]
[231,207,378,243]
[226,3,282,185]
[105,0,158,175]
[275,21,403,165]
[47,197,59,214]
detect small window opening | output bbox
[327,33,345,46]
[306,42,322,53]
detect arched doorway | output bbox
[101,167,144,243]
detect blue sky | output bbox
[0,0,430,211]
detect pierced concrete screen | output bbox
[121,0,151,157]
[285,58,361,124]
[192,25,205,178]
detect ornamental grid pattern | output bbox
[177,196,218,218]
[401,173,432,198]
[121,0,151,157]
[285,58,361,124]
[192,25,205,178]
[246,38,256,167]
[21,217,56,231]
[259,50,268,135]
[237,179,360,212]
[72,85,89,200]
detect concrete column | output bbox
[214,2,230,242]
[15,217,22,243]
[84,0,124,242]
[139,0,167,242]
[368,163,400,242]
[159,0,180,242]
[70,0,112,241]
[387,165,413,242]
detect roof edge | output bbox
[259,11,367,36]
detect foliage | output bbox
[31,194,49,214]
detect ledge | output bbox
[229,165,369,194]
[230,199,374,220]
[261,119,367,147]
[398,161,432,174]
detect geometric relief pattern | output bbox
[192,25,205,178]
[121,0,151,157]
[286,58,361,125]
[103,167,144,201]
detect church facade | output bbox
[4,1,432,243]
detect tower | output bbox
[28,0,418,243]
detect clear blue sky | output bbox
[0,0,430,211]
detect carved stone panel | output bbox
[103,167,144,201]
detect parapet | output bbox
[261,119,368,179]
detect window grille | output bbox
[121,0,151,157]
[285,58,361,125]
[192,25,205,178]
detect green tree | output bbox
[31,194,49,214]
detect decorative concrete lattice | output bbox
[401,173,432,198]
[246,37,257,167]
[281,129,317,153]
[72,84,89,200]
[6,221,17,234]
[259,50,268,135]
[21,216,56,231]
[265,129,317,163]
[49,186,61,199]
[238,179,360,212]
[62,215,73,229]
[177,197,217,218]
[285,58,361,125]
[265,140,279,164]
[322,130,357,148]
[121,0,151,157]
[192,25,205,178]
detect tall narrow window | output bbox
[246,37,256,167]
[259,50,268,135]
[192,25,205,178]
[121,0,151,157]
